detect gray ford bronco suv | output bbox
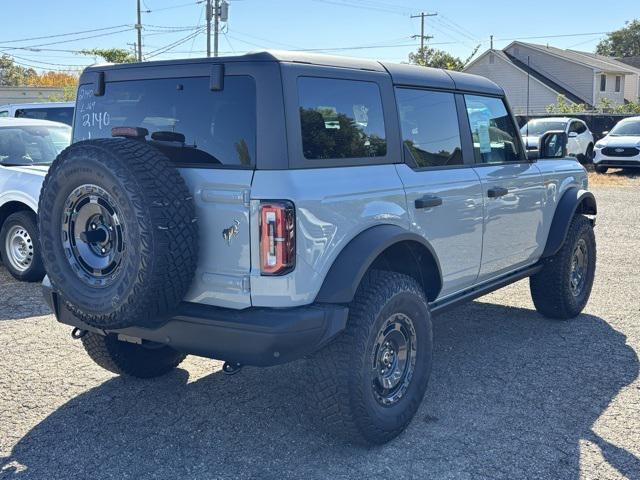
[40,51,597,445]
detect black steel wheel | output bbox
[530,214,596,319]
[308,270,433,445]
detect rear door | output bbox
[463,94,545,281]
[394,88,483,297]
[73,63,258,308]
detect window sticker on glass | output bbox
[477,117,491,154]
[353,104,369,127]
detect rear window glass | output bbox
[396,88,462,168]
[298,77,386,160]
[74,76,256,168]
[15,107,74,126]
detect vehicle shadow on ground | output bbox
[1,301,638,479]
[0,270,49,321]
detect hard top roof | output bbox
[81,50,503,96]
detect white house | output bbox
[464,41,640,115]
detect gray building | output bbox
[464,41,640,114]
[0,86,65,105]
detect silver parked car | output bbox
[593,116,640,173]
[521,117,594,163]
[0,117,71,281]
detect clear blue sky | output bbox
[0,0,637,71]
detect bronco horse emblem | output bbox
[222,220,240,246]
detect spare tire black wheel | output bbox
[38,138,198,330]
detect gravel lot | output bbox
[1,185,639,480]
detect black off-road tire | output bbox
[38,139,198,330]
[0,211,46,282]
[81,332,186,378]
[530,215,596,319]
[307,270,433,445]
[595,165,608,174]
[581,144,594,164]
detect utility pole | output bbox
[206,0,212,57]
[136,0,143,61]
[410,11,437,63]
[213,0,220,57]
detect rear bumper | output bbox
[43,279,348,367]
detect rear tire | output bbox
[530,215,596,319]
[0,211,46,282]
[595,165,608,174]
[81,332,186,379]
[583,144,594,164]
[307,271,433,445]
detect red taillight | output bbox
[259,201,295,275]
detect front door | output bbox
[463,94,545,282]
[395,88,483,297]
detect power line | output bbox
[145,0,205,13]
[0,27,134,51]
[0,25,132,44]
[145,27,206,59]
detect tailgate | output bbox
[180,169,254,309]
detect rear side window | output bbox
[15,107,74,126]
[74,76,256,168]
[396,88,462,168]
[464,95,522,164]
[298,77,386,160]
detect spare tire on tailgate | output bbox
[38,138,198,330]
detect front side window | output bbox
[0,124,71,166]
[298,77,386,160]
[465,95,522,164]
[396,88,462,168]
[74,76,256,168]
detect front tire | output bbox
[81,332,186,379]
[308,271,433,445]
[530,215,596,319]
[0,211,46,282]
[595,165,608,174]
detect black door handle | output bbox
[415,195,443,209]
[487,187,509,198]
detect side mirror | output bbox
[526,149,539,161]
[539,130,567,159]
[568,131,578,138]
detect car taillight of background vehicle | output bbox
[259,201,295,275]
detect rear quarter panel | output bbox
[249,165,409,307]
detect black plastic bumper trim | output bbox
[43,281,348,366]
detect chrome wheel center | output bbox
[5,225,34,272]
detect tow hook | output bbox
[222,361,243,375]
[71,327,88,340]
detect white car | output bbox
[0,117,71,281]
[593,116,640,173]
[0,101,75,126]
[521,117,594,163]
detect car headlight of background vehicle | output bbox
[595,141,605,149]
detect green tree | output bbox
[408,47,464,70]
[545,94,588,114]
[78,48,136,64]
[596,19,640,57]
[0,55,37,86]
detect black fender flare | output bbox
[542,187,597,258]
[314,224,443,304]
